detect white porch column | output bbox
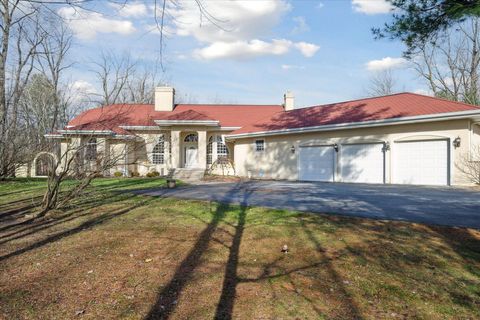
[96,137,109,175]
[61,137,81,173]
[212,134,218,163]
[198,130,207,169]
[170,130,181,168]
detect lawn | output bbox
[0,178,479,319]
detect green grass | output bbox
[0,178,479,319]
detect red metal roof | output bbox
[65,93,480,136]
[66,103,284,134]
[231,93,480,135]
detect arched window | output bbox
[152,137,165,164]
[85,138,97,161]
[216,136,229,162]
[184,133,198,142]
[35,153,55,176]
[207,136,213,165]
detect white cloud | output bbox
[165,0,318,60]
[291,16,309,34]
[167,0,291,43]
[352,0,393,15]
[413,89,432,96]
[110,1,148,18]
[193,39,319,60]
[366,57,407,71]
[58,7,136,40]
[70,80,97,103]
[281,64,305,70]
[194,39,292,60]
[72,80,96,93]
[294,42,320,57]
[316,2,325,9]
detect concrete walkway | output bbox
[135,180,480,229]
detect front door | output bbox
[185,146,198,168]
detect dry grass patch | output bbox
[0,178,479,319]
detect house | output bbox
[44,86,480,186]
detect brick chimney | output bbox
[155,86,175,111]
[284,91,294,111]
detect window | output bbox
[255,139,265,152]
[217,136,229,161]
[184,133,198,142]
[207,136,213,165]
[85,138,97,160]
[152,137,165,164]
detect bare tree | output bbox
[90,51,162,105]
[456,145,480,185]
[38,107,146,217]
[91,51,136,106]
[411,18,480,104]
[36,17,73,132]
[366,69,399,97]
[0,1,48,179]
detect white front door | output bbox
[393,140,449,185]
[185,146,198,168]
[340,143,385,184]
[299,146,335,182]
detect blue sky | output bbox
[61,0,428,107]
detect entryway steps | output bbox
[169,168,205,182]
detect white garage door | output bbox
[340,143,385,184]
[393,140,449,186]
[299,146,335,182]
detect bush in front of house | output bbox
[130,171,140,177]
[146,170,160,178]
[113,171,123,177]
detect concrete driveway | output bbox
[135,180,480,229]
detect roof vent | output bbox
[284,91,294,111]
[155,86,175,112]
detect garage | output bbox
[298,145,335,182]
[340,143,385,184]
[393,139,449,186]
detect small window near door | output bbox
[152,137,165,164]
[207,136,213,165]
[85,138,97,160]
[255,139,265,152]
[217,136,229,163]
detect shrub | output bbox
[146,170,160,178]
[113,171,123,177]
[130,171,140,177]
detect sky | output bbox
[59,0,429,108]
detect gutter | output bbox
[226,109,480,140]
[154,120,219,126]
[57,129,115,135]
[44,134,64,139]
[119,125,159,130]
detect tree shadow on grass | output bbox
[145,183,253,320]
[0,195,154,263]
[0,190,139,239]
[299,217,363,319]
[213,189,250,320]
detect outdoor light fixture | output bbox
[333,143,339,152]
[384,142,390,151]
[453,137,461,148]
[290,145,296,154]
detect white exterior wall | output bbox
[233,119,479,185]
